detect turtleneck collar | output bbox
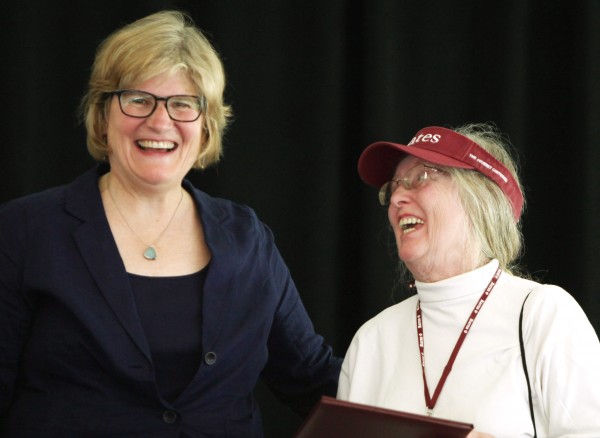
[415,259,500,304]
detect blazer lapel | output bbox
[186,181,239,353]
[66,167,152,362]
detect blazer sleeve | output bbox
[254,221,342,417]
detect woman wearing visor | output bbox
[0,11,340,437]
[337,123,600,437]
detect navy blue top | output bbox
[129,269,206,403]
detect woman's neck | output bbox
[408,254,490,283]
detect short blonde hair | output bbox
[81,10,231,169]
[450,123,525,273]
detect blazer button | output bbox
[204,351,217,365]
[162,409,178,424]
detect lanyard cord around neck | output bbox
[416,267,502,415]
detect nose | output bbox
[146,101,173,129]
[388,183,411,207]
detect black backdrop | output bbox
[3,1,599,436]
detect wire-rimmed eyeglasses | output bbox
[378,164,447,206]
[109,89,206,122]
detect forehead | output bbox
[133,70,196,95]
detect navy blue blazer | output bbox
[0,165,341,437]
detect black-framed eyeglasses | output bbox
[108,89,206,122]
[378,164,447,206]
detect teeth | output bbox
[137,140,175,150]
[399,217,424,234]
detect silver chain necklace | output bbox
[106,174,184,260]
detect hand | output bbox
[466,431,495,438]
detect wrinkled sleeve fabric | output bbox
[524,285,600,437]
[254,220,342,417]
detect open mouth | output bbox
[399,216,424,234]
[136,140,177,152]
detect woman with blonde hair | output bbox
[0,11,340,437]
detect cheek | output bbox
[181,119,204,144]
[430,193,469,242]
[105,101,123,132]
[106,112,137,140]
[387,206,404,238]
[387,206,395,226]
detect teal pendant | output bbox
[143,246,157,260]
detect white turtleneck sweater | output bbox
[337,260,600,437]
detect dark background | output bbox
[2,1,599,436]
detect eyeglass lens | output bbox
[378,165,438,206]
[118,90,203,122]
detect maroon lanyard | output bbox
[416,267,502,415]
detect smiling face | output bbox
[387,156,483,282]
[105,70,204,192]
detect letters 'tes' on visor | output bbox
[357,126,524,221]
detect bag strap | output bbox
[519,291,537,437]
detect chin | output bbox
[397,243,428,263]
